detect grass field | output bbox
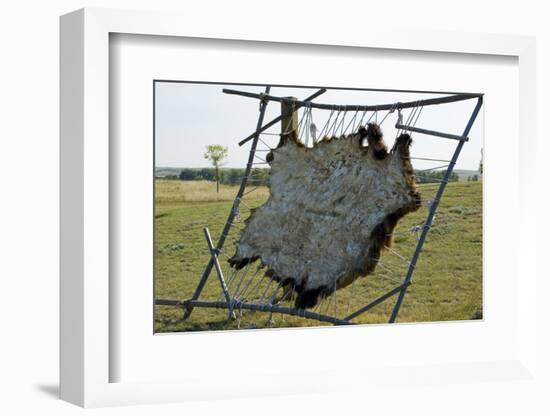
[154,179,482,332]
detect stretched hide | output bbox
[229,124,421,309]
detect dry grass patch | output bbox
[155,179,270,203]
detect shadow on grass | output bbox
[155,309,321,333]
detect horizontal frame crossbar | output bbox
[155,282,409,326]
[223,88,482,112]
[396,123,468,141]
[155,299,353,325]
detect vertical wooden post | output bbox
[281,97,298,136]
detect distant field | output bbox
[154,179,482,332]
[155,179,270,203]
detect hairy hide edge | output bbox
[229,123,421,309]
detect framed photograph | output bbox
[152,80,484,333]
[60,8,538,408]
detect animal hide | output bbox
[229,124,421,309]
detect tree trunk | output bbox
[215,165,219,193]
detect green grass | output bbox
[154,180,482,332]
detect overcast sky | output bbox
[155,82,483,171]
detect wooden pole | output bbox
[281,97,298,136]
[224,88,481,112]
[237,89,326,146]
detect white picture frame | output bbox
[60,7,539,408]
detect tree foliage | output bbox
[177,167,270,186]
[175,167,457,186]
[414,169,459,184]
